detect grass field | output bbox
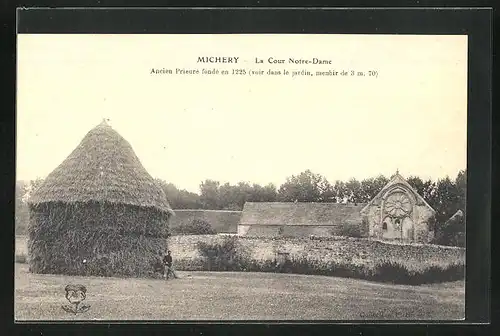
[15,263,464,321]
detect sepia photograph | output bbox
[15,33,467,321]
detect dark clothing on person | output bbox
[161,253,177,279]
[163,255,173,267]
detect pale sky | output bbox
[17,34,467,193]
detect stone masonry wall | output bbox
[168,235,465,272]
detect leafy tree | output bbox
[174,219,216,235]
[406,176,436,202]
[277,170,330,202]
[176,190,203,209]
[253,183,278,203]
[360,175,389,203]
[455,170,467,214]
[153,169,467,247]
[235,182,254,206]
[317,179,335,202]
[156,178,277,210]
[430,177,461,225]
[332,180,348,203]
[434,210,465,247]
[155,179,179,201]
[155,179,202,209]
[213,181,279,210]
[218,182,245,210]
[423,173,465,246]
[22,177,45,201]
[406,176,425,196]
[15,181,30,235]
[15,178,45,235]
[345,178,363,203]
[199,179,221,209]
[263,183,279,201]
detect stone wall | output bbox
[171,209,242,233]
[167,235,465,271]
[238,224,367,238]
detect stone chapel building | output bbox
[360,172,436,243]
[238,172,436,244]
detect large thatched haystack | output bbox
[27,121,174,277]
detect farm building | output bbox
[238,172,436,243]
[27,120,174,277]
[238,202,367,237]
[171,209,241,234]
[360,172,436,243]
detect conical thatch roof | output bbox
[28,121,173,215]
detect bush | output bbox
[172,235,465,285]
[243,259,279,272]
[336,222,363,238]
[147,257,166,279]
[371,260,414,284]
[433,213,465,247]
[173,219,216,235]
[196,236,243,271]
[421,262,464,283]
[369,259,465,285]
[188,238,464,285]
[432,227,465,247]
[276,257,465,284]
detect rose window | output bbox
[384,192,412,218]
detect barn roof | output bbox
[446,209,464,224]
[28,120,174,215]
[171,209,242,233]
[239,202,366,226]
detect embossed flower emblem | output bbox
[62,284,90,314]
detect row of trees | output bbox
[15,178,44,235]
[157,169,466,246]
[155,169,466,225]
[15,170,466,244]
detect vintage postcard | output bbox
[15,33,467,321]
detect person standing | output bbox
[163,250,178,279]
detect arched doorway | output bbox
[381,217,399,239]
[401,216,414,241]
